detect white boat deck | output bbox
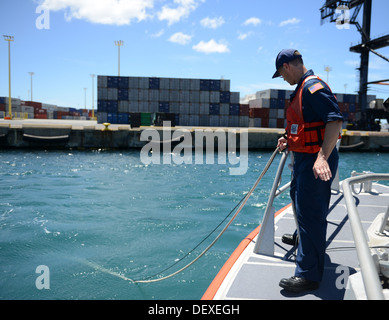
[209,183,389,300]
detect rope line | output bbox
[130,147,281,284]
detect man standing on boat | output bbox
[274,49,343,293]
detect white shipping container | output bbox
[159,78,170,90]
[190,79,200,91]
[149,101,159,112]
[107,88,118,100]
[139,101,148,112]
[98,112,108,123]
[180,90,190,103]
[179,103,190,115]
[180,78,190,90]
[98,87,108,100]
[210,91,220,103]
[200,91,210,103]
[139,77,149,89]
[200,103,209,115]
[180,114,190,126]
[139,89,149,101]
[169,78,180,90]
[269,109,278,119]
[190,103,200,114]
[159,90,169,101]
[220,104,229,115]
[219,115,229,127]
[209,115,219,127]
[269,118,277,128]
[128,89,139,101]
[98,76,107,88]
[220,79,230,91]
[149,89,159,101]
[199,115,209,126]
[230,92,240,104]
[170,102,180,113]
[190,91,200,103]
[228,116,239,127]
[239,116,249,127]
[261,98,271,108]
[249,99,262,108]
[256,89,278,99]
[22,106,34,113]
[128,77,140,89]
[118,100,129,113]
[189,114,199,126]
[129,101,139,112]
[169,90,180,102]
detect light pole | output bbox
[90,74,96,119]
[84,88,87,109]
[28,72,34,101]
[115,40,123,76]
[3,35,14,119]
[324,66,332,84]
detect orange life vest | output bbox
[286,75,328,154]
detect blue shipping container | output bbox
[209,80,221,91]
[107,100,118,113]
[107,76,119,88]
[229,104,240,116]
[149,78,160,89]
[159,102,169,113]
[98,100,108,112]
[220,92,230,103]
[117,113,129,124]
[200,80,210,91]
[118,77,129,89]
[118,88,129,100]
[209,103,220,115]
[107,112,118,123]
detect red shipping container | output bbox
[277,118,286,128]
[250,108,270,118]
[34,113,47,119]
[0,103,5,112]
[261,118,269,128]
[239,104,249,116]
[24,101,42,109]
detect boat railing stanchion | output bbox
[253,150,289,255]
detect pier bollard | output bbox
[103,123,111,131]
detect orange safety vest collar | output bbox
[286,75,327,154]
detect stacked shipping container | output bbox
[248,89,374,129]
[97,75,249,127]
[0,97,94,120]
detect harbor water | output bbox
[1,149,388,300]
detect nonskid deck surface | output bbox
[214,183,389,300]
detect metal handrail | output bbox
[253,151,290,255]
[341,173,389,300]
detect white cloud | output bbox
[41,0,153,25]
[200,16,225,29]
[279,18,301,27]
[168,32,192,45]
[158,0,202,25]
[192,39,230,54]
[243,17,261,26]
[237,31,253,40]
[150,29,165,38]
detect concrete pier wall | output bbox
[0,121,388,151]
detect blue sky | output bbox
[1,0,388,109]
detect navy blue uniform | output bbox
[289,70,343,282]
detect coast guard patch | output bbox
[291,124,298,135]
[308,82,324,94]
